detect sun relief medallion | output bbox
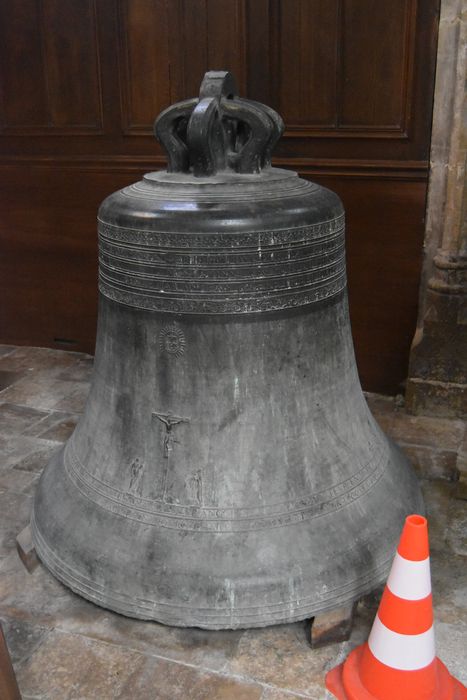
[159,323,186,358]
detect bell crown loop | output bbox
[154,71,285,177]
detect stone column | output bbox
[406,0,467,418]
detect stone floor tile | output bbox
[16,630,146,700]
[115,654,264,700]
[388,413,465,452]
[0,468,39,495]
[431,552,466,624]
[421,480,454,553]
[1,614,50,665]
[260,688,330,699]
[0,435,60,473]
[0,434,10,451]
[52,383,90,413]
[21,474,41,497]
[454,480,467,501]
[0,403,50,435]
[446,498,467,557]
[0,345,16,358]
[0,347,85,373]
[0,376,84,411]
[11,444,58,473]
[0,370,26,392]
[401,444,459,481]
[364,392,397,416]
[15,629,264,700]
[225,613,373,698]
[22,410,76,438]
[372,412,396,435]
[458,425,467,479]
[36,414,80,442]
[460,423,467,454]
[52,604,245,673]
[56,356,93,383]
[435,620,467,685]
[0,550,108,627]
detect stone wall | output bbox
[406,0,467,418]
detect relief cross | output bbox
[152,411,190,458]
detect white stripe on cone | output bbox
[386,553,432,601]
[368,616,436,671]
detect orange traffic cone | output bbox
[326,514,467,700]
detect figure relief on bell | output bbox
[128,458,144,495]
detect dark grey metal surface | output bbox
[32,72,423,628]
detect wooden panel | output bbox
[0,0,49,127]
[119,0,247,134]
[0,166,119,352]
[340,0,416,131]
[274,0,418,136]
[41,0,103,130]
[171,0,246,101]
[205,0,246,90]
[245,0,274,106]
[0,0,102,134]
[313,176,426,393]
[276,0,339,127]
[118,0,171,132]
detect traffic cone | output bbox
[326,514,467,700]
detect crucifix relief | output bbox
[152,411,190,458]
[152,410,191,502]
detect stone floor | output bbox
[0,344,465,699]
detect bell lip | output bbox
[31,506,392,630]
[30,448,423,630]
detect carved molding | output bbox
[0,154,429,181]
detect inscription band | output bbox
[98,217,347,314]
[64,439,387,533]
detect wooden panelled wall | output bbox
[0,0,440,393]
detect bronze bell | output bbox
[31,72,423,629]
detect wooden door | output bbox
[0,0,440,393]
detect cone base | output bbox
[325,644,467,700]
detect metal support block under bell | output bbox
[16,525,39,574]
[31,71,424,629]
[307,603,357,648]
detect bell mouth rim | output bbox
[31,505,395,629]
